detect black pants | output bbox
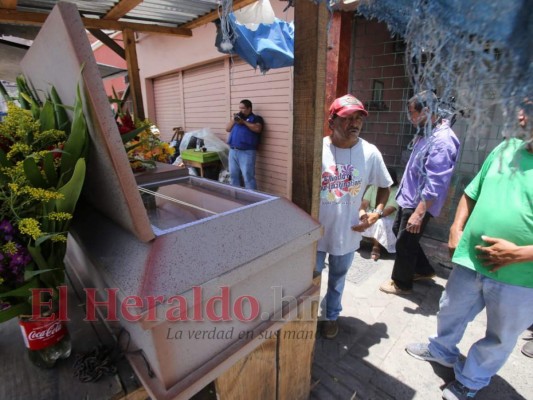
[391,207,434,290]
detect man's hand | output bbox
[448,224,463,258]
[352,213,371,232]
[406,210,424,234]
[366,212,380,226]
[475,236,521,272]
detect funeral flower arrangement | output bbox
[120,114,175,171]
[0,77,89,322]
[111,92,174,171]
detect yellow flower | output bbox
[18,218,42,240]
[33,129,66,147]
[7,183,21,195]
[47,212,72,221]
[2,241,18,255]
[6,143,32,160]
[0,103,39,140]
[51,234,67,243]
[22,187,64,202]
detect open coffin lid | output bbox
[20,1,159,242]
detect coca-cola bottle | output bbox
[19,314,72,368]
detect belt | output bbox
[230,146,248,150]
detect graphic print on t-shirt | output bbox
[320,163,362,201]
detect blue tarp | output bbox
[215,14,294,74]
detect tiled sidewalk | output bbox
[310,238,532,400]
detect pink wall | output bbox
[136,2,294,118]
[134,2,295,197]
[89,32,128,105]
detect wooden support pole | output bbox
[291,0,329,218]
[123,28,145,121]
[323,11,353,135]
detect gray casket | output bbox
[21,3,322,399]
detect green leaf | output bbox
[16,76,30,109]
[39,100,56,132]
[25,246,62,289]
[20,92,41,120]
[49,86,70,134]
[24,268,61,280]
[0,302,32,323]
[121,125,147,144]
[125,141,142,153]
[42,152,58,187]
[0,278,40,299]
[35,232,59,246]
[27,244,48,270]
[59,84,88,183]
[0,80,13,103]
[20,76,41,105]
[55,158,86,214]
[23,157,48,188]
[0,149,13,168]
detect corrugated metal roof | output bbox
[14,0,223,27]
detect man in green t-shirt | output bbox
[404,107,533,400]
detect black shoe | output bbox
[442,380,478,400]
[321,320,339,339]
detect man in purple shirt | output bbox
[380,91,460,295]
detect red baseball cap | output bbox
[329,94,368,117]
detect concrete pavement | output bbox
[310,238,533,400]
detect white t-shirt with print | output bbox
[318,136,392,255]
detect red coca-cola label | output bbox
[19,318,67,351]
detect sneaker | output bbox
[413,273,436,281]
[405,343,454,368]
[522,341,533,358]
[321,320,339,339]
[442,380,478,400]
[379,280,412,295]
[522,331,533,341]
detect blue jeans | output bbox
[428,266,533,390]
[229,148,257,189]
[316,251,355,320]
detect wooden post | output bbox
[324,11,353,135]
[123,28,145,121]
[291,0,329,219]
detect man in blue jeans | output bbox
[226,99,263,189]
[405,106,533,399]
[317,94,392,339]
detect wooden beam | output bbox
[88,29,126,59]
[323,11,353,135]
[181,0,257,30]
[291,0,329,218]
[0,9,192,36]
[123,28,145,121]
[104,0,143,20]
[0,0,17,10]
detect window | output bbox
[365,80,388,111]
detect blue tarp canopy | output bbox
[215,14,294,74]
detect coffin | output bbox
[21,3,321,399]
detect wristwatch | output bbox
[373,209,384,218]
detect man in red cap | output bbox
[317,94,392,339]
